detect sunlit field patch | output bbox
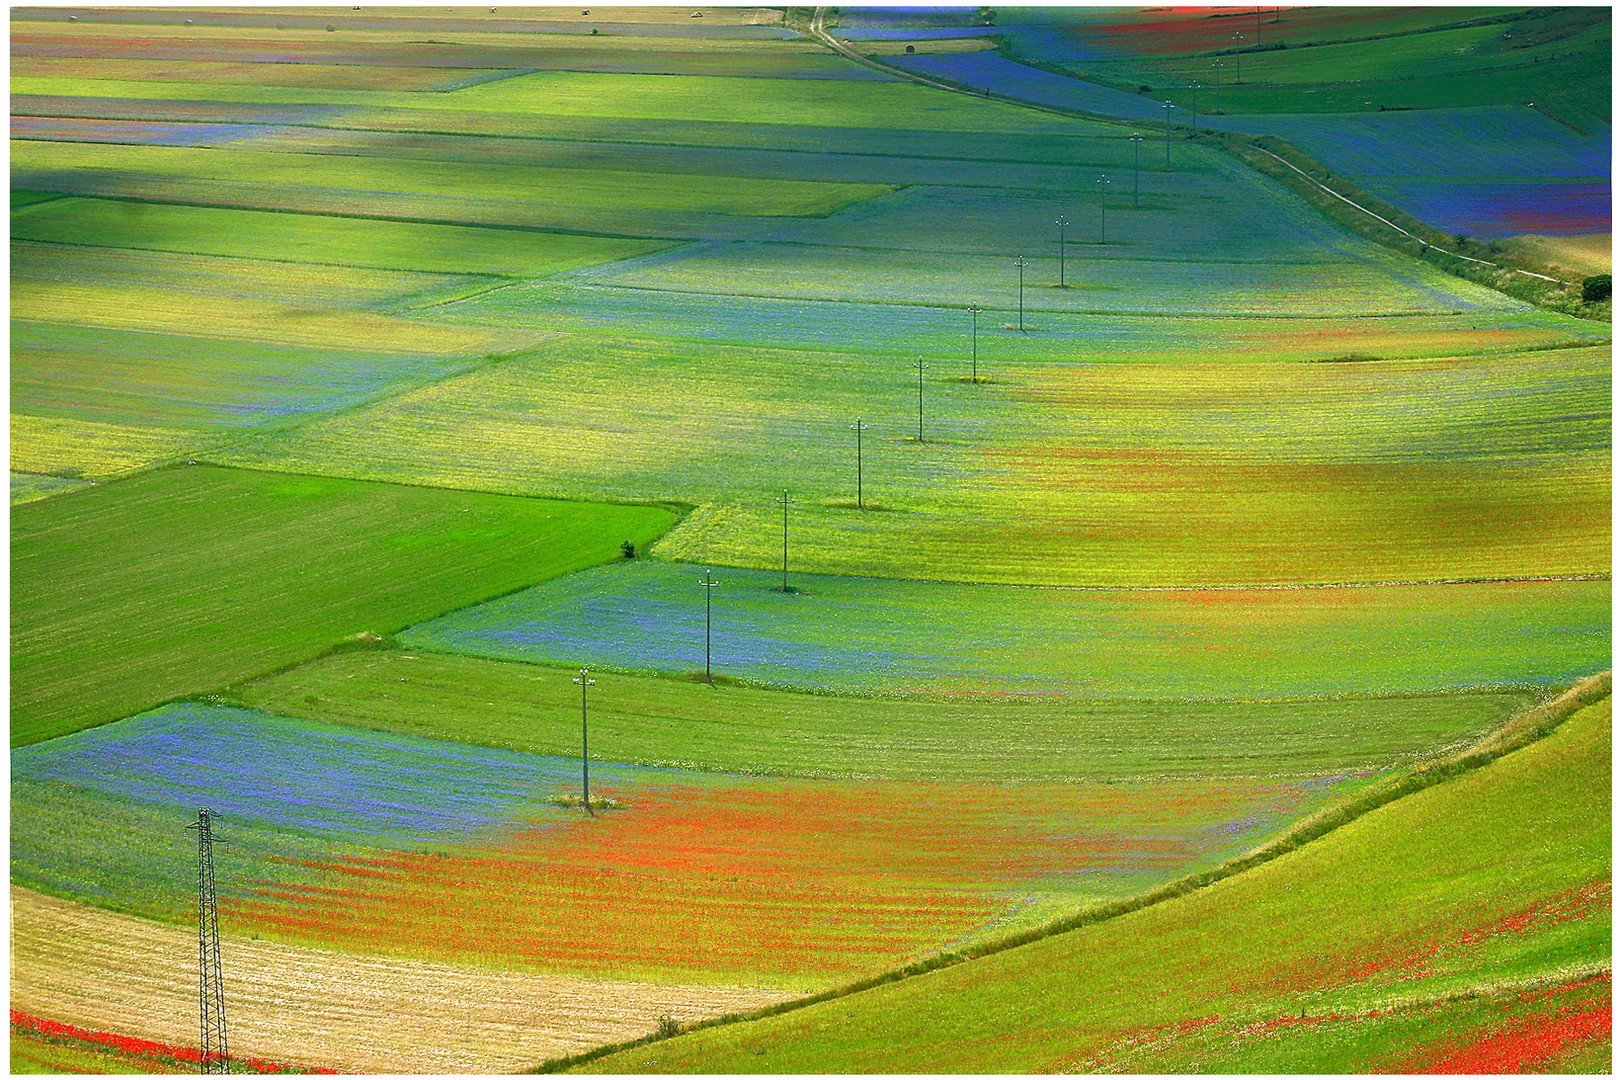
[212,326,1610,586]
[9,276,523,354]
[10,886,794,1074]
[9,412,212,481]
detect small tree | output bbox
[1582,274,1611,303]
[620,540,636,559]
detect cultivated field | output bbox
[8,4,1611,1074]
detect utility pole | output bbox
[1130,133,1142,205]
[969,304,981,381]
[697,570,719,681]
[1096,176,1110,244]
[914,356,927,441]
[850,418,867,509]
[1190,81,1199,136]
[186,808,228,1076]
[573,669,595,813]
[1055,215,1069,286]
[1162,101,1173,166]
[1014,255,1029,330]
[1233,32,1242,83]
[777,489,794,592]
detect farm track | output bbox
[9,886,793,1074]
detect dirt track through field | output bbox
[10,886,795,1073]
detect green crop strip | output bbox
[10,465,676,745]
[235,649,1539,783]
[11,198,675,276]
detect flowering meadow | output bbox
[12,701,1389,987]
[580,692,1613,1071]
[8,6,1610,1072]
[401,560,1609,699]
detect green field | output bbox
[236,648,1539,782]
[576,688,1612,1072]
[10,139,896,219]
[10,465,674,744]
[12,198,674,276]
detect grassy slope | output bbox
[235,648,1538,782]
[574,690,1612,1072]
[9,465,674,745]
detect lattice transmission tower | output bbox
[187,808,229,1074]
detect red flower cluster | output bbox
[10,1010,336,1074]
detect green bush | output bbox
[1582,274,1611,303]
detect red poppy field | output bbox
[230,770,1368,986]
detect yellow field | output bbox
[9,414,209,480]
[1502,233,1613,278]
[11,887,791,1074]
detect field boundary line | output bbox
[528,670,1611,1073]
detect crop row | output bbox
[12,320,479,432]
[12,236,460,308]
[399,560,1611,698]
[12,55,464,90]
[10,138,898,219]
[437,281,1605,359]
[240,648,1537,784]
[13,197,673,277]
[585,236,1516,317]
[10,886,793,1074]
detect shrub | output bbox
[621,540,636,559]
[1582,274,1611,303]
